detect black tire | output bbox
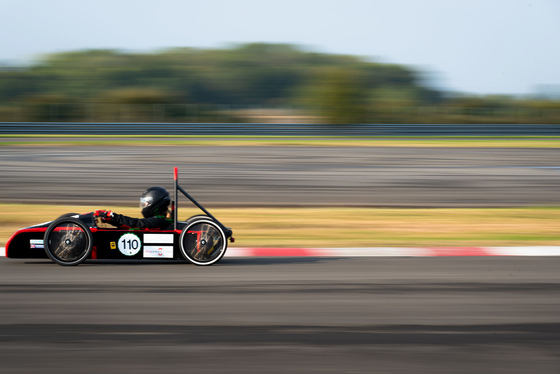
[183,215,233,239]
[44,218,93,266]
[179,218,227,266]
[184,214,211,223]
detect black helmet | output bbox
[140,186,170,218]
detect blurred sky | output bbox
[1,0,559,96]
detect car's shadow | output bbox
[220,256,343,265]
[21,256,343,266]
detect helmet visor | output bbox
[140,196,153,210]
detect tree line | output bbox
[0,43,558,124]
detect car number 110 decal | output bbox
[118,233,142,256]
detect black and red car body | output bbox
[5,168,233,266]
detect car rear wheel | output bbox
[44,218,93,266]
[179,218,227,266]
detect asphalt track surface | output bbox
[1,256,560,373]
[1,145,560,207]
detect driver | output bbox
[94,186,173,230]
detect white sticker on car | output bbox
[143,233,174,244]
[144,245,173,258]
[30,239,44,249]
[118,233,142,256]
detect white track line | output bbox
[3,247,560,258]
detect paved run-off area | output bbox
[1,145,559,207]
[1,256,560,374]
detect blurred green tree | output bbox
[312,68,369,124]
[0,43,557,123]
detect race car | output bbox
[5,168,234,266]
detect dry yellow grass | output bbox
[1,204,558,248]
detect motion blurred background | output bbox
[1,0,559,210]
[1,0,559,124]
[1,1,560,373]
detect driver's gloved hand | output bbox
[94,210,114,222]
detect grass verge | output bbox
[1,204,558,248]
